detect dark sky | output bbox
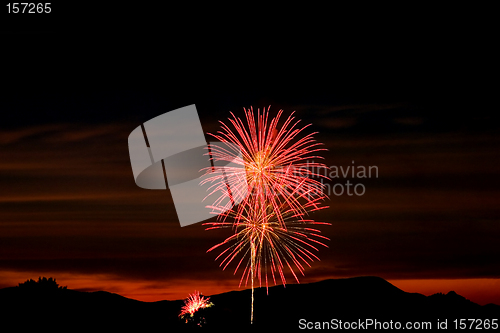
[1,7,498,304]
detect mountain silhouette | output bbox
[0,276,498,331]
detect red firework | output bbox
[178,291,212,318]
[201,107,331,324]
[201,106,330,227]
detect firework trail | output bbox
[202,107,330,324]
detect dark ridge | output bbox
[0,276,498,331]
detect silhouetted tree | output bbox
[18,277,67,290]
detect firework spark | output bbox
[178,291,213,318]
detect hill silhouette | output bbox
[0,276,498,331]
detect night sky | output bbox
[1,8,498,305]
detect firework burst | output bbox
[201,106,330,228]
[202,106,330,324]
[178,291,213,318]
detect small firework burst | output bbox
[178,291,213,319]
